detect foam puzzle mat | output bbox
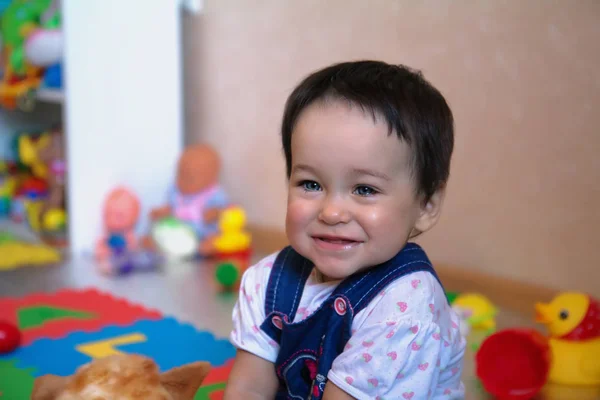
[0,288,236,399]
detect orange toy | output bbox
[31,353,210,400]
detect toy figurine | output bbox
[95,187,140,274]
[31,353,211,400]
[146,144,229,256]
[535,292,600,386]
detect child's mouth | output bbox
[312,236,362,250]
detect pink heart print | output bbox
[345,342,353,350]
[451,367,460,375]
[362,353,373,362]
[386,321,397,326]
[345,376,354,385]
[418,362,429,371]
[411,342,422,351]
[255,283,261,294]
[387,351,397,360]
[403,392,414,399]
[410,325,419,334]
[411,279,420,288]
[397,302,408,312]
[432,332,441,340]
[368,378,379,387]
[386,330,395,339]
[251,325,260,333]
[444,389,452,395]
[264,261,273,268]
[396,372,405,380]
[429,303,435,313]
[451,320,459,329]
[362,340,374,347]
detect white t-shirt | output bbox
[230,251,466,400]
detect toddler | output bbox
[224,61,466,399]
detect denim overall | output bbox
[260,242,445,400]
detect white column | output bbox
[62,0,184,255]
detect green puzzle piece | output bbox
[0,359,36,399]
[18,305,95,330]
[194,382,226,399]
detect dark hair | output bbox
[281,60,454,201]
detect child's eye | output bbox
[300,180,321,192]
[354,185,377,196]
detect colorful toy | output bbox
[146,144,229,256]
[452,293,498,333]
[0,321,21,354]
[0,288,236,399]
[535,292,600,386]
[212,206,251,254]
[209,206,253,290]
[0,0,54,110]
[150,216,198,260]
[31,354,211,400]
[476,328,551,400]
[18,129,67,237]
[95,187,146,275]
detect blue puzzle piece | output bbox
[1,317,236,377]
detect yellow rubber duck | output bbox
[535,292,600,386]
[212,206,251,254]
[452,293,498,331]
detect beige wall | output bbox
[183,1,600,296]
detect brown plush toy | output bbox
[30,354,211,400]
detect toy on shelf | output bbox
[535,292,600,386]
[0,0,60,111]
[23,0,62,90]
[145,144,230,257]
[0,320,21,354]
[32,354,211,400]
[18,128,67,239]
[95,187,161,276]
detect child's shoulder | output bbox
[240,251,280,287]
[354,269,448,326]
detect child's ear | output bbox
[160,361,211,400]
[413,187,445,234]
[31,374,68,400]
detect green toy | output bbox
[0,0,54,75]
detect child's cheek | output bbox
[286,198,315,236]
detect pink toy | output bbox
[94,187,140,274]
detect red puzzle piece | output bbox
[0,288,161,345]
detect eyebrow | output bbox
[351,168,391,182]
[291,164,318,175]
[292,164,391,182]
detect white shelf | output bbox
[36,88,64,104]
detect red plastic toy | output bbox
[0,320,21,354]
[476,328,551,400]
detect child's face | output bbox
[286,100,432,280]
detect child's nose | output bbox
[318,196,351,225]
